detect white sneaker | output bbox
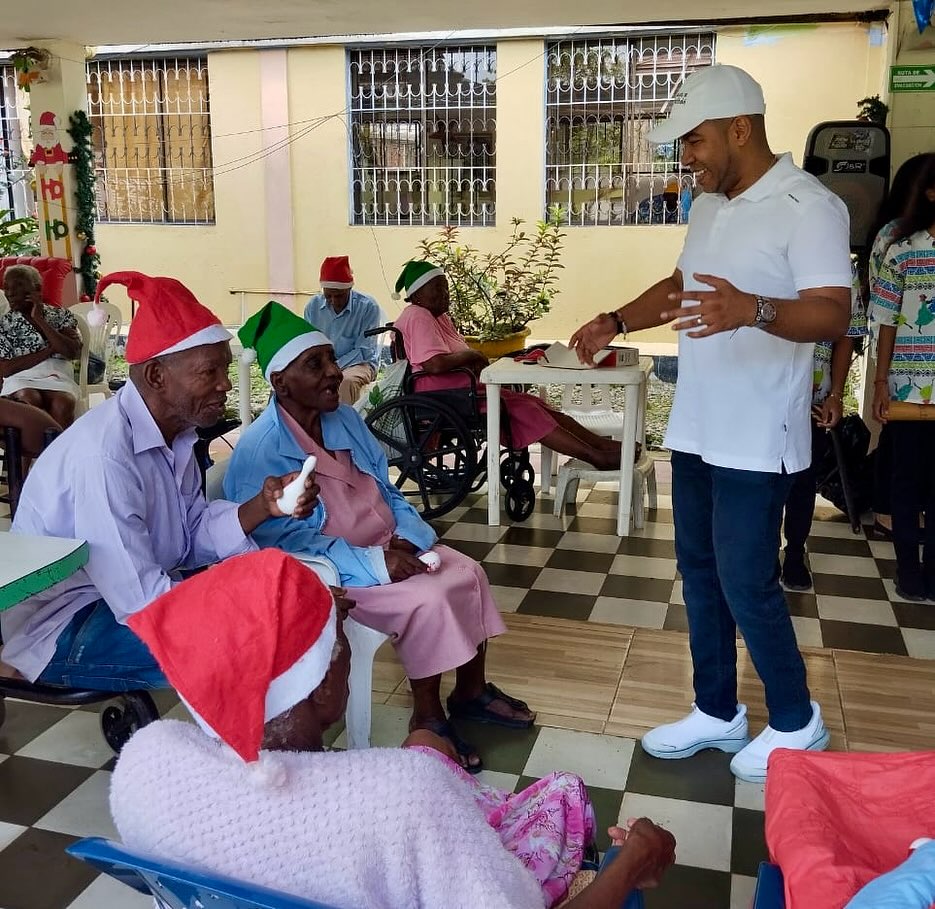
[641,704,749,760]
[729,701,830,783]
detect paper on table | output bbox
[542,342,639,369]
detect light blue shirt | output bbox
[223,400,436,588]
[304,290,381,371]
[1,380,255,681]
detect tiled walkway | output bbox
[2,456,935,908]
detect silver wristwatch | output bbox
[752,295,777,329]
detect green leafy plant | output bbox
[417,207,566,341]
[857,95,889,125]
[0,210,40,257]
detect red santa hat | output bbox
[128,549,337,764]
[96,270,231,364]
[38,111,57,128]
[319,256,354,290]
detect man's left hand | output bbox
[260,471,320,519]
[815,394,843,429]
[329,586,356,618]
[661,274,757,338]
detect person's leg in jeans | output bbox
[781,422,825,590]
[920,424,935,599]
[37,600,168,691]
[873,423,894,536]
[671,451,739,722]
[890,421,925,599]
[712,465,812,732]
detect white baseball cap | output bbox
[646,64,766,145]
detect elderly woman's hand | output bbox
[608,817,676,889]
[329,586,356,618]
[384,550,427,582]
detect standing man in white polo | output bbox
[570,65,852,782]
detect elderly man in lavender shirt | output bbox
[0,271,318,692]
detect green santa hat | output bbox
[392,260,445,301]
[238,301,332,382]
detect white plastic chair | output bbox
[73,313,91,417]
[539,384,625,494]
[204,457,389,750]
[71,302,123,403]
[552,358,657,529]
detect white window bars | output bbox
[545,32,715,227]
[0,67,34,220]
[87,57,215,224]
[349,45,497,227]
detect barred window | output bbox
[349,46,496,226]
[87,57,215,224]
[0,67,33,218]
[546,33,714,226]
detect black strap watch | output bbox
[603,311,627,336]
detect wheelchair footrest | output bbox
[0,677,120,707]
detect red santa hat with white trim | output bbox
[319,256,354,290]
[128,549,337,764]
[95,270,231,364]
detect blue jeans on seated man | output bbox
[671,451,812,733]
[37,600,168,692]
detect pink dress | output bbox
[283,411,506,680]
[411,745,597,908]
[393,304,559,449]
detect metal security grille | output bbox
[546,32,714,226]
[87,57,215,224]
[349,46,496,226]
[0,67,34,218]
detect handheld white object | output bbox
[276,455,317,517]
[418,550,441,572]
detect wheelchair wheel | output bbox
[505,478,536,522]
[500,451,535,488]
[100,691,159,754]
[366,395,479,520]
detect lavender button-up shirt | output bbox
[1,380,256,681]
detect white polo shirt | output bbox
[664,153,851,474]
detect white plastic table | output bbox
[0,533,89,612]
[479,357,647,536]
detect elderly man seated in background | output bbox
[303,255,381,405]
[225,301,535,773]
[0,264,82,428]
[0,272,316,691]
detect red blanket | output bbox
[765,749,935,908]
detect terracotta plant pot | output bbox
[464,327,531,360]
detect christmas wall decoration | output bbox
[67,110,101,299]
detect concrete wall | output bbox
[96,21,890,345]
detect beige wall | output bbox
[887,1,935,168]
[96,21,889,342]
[96,50,270,321]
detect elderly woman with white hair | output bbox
[0,264,82,427]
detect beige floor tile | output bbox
[555,531,621,554]
[730,875,758,909]
[631,521,676,541]
[610,554,678,579]
[902,628,935,660]
[484,543,553,567]
[372,639,407,695]
[490,584,529,613]
[808,553,881,578]
[532,567,606,596]
[589,596,668,629]
[791,615,823,648]
[523,727,635,789]
[816,595,897,627]
[441,522,507,543]
[835,650,935,752]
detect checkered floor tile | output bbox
[1,452,931,907]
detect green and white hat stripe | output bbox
[238,301,332,382]
[392,260,445,300]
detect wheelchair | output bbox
[362,326,538,522]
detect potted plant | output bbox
[417,207,566,359]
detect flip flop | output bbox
[447,683,536,729]
[415,718,483,774]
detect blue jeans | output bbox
[37,600,169,692]
[671,451,811,732]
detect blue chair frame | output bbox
[69,837,646,909]
[753,862,785,909]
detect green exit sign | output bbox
[890,64,935,92]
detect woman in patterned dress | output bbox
[0,265,82,427]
